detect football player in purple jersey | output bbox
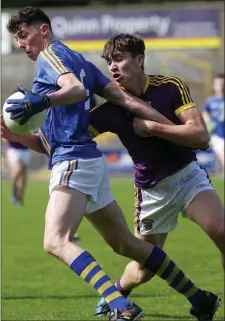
[91,34,224,320]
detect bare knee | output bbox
[134,267,152,285]
[124,261,152,285]
[206,217,224,240]
[203,217,225,253]
[44,234,67,258]
[213,226,225,249]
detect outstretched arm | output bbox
[1,118,46,154]
[103,82,173,125]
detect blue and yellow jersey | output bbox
[33,40,110,168]
[204,96,224,139]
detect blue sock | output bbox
[145,246,204,306]
[70,251,132,311]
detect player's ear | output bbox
[40,24,50,38]
[136,55,144,68]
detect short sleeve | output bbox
[38,129,50,156]
[87,61,111,96]
[36,43,75,86]
[169,77,196,116]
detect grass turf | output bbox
[2,177,224,320]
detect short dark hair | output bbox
[6,7,52,34]
[215,73,224,79]
[102,33,145,62]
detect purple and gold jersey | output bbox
[90,75,197,189]
[33,40,110,168]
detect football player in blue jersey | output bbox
[4,8,221,321]
[202,74,224,172]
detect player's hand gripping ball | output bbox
[3,87,48,134]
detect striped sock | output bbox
[145,246,204,306]
[70,251,132,311]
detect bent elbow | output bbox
[78,85,87,101]
[198,130,210,149]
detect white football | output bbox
[3,91,46,134]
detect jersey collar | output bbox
[143,75,150,93]
[120,74,150,95]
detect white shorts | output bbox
[210,135,224,166]
[6,148,32,166]
[49,156,114,214]
[134,161,214,235]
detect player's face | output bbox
[14,24,49,61]
[107,52,144,88]
[213,77,224,96]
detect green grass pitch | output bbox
[2,177,224,320]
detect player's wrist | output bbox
[146,120,159,134]
[42,95,51,110]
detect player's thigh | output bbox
[16,162,27,177]
[7,148,31,165]
[7,149,21,176]
[86,200,132,249]
[85,157,129,247]
[46,157,105,241]
[134,228,168,248]
[10,161,22,180]
[8,149,31,178]
[85,156,114,214]
[45,185,88,241]
[134,184,179,236]
[184,189,224,236]
[19,164,27,176]
[19,149,32,167]
[49,158,104,203]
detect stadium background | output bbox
[1,1,224,320]
[1,0,224,177]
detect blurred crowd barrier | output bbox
[1,2,224,176]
